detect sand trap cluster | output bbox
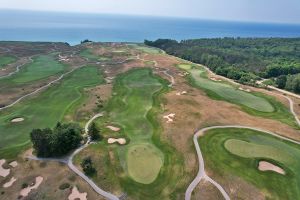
[176,91,187,96]
[209,77,222,82]
[108,138,126,145]
[9,161,18,168]
[163,113,175,123]
[106,125,120,132]
[178,72,189,77]
[20,176,43,197]
[239,87,251,92]
[258,161,285,175]
[11,117,24,123]
[68,186,87,200]
[105,76,115,84]
[3,177,17,188]
[58,54,69,62]
[0,159,10,177]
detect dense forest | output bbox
[145,38,300,93]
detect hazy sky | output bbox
[1,0,300,23]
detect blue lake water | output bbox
[1,10,300,45]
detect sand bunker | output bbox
[178,72,189,77]
[106,125,120,132]
[58,54,69,62]
[239,87,251,92]
[11,117,24,123]
[258,161,285,175]
[20,176,43,197]
[176,91,187,96]
[0,159,10,177]
[108,138,126,145]
[68,186,87,200]
[163,113,175,123]
[209,77,222,82]
[9,161,18,168]
[3,177,17,188]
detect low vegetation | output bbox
[0,55,16,67]
[88,122,102,141]
[30,122,83,157]
[81,156,97,176]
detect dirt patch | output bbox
[258,161,285,175]
[0,159,10,177]
[68,186,87,200]
[20,176,43,197]
[107,138,126,145]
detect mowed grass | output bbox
[200,128,300,199]
[179,64,298,127]
[80,49,110,61]
[0,66,104,158]
[107,68,164,184]
[128,44,163,54]
[0,55,17,68]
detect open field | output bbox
[199,128,300,199]
[0,56,16,68]
[178,63,298,127]
[0,66,104,158]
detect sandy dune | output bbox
[0,159,10,177]
[20,176,43,197]
[68,186,87,200]
[258,161,285,175]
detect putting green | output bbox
[178,64,274,112]
[0,56,16,68]
[0,66,104,158]
[127,144,163,184]
[106,68,164,184]
[200,128,300,199]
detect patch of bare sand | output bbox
[106,125,120,132]
[163,113,175,123]
[68,186,87,200]
[0,159,10,177]
[11,117,24,122]
[20,176,43,197]
[9,161,18,168]
[3,177,17,188]
[108,138,126,145]
[258,161,285,175]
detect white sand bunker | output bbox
[178,72,189,77]
[11,117,24,123]
[163,113,175,123]
[0,159,10,177]
[3,177,17,188]
[58,54,69,61]
[108,138,126,145]
[239,87,251,92]
[176,91,187,96]
[258,161,285,175]
[210,77,222,82]
[68,186,87,200]
[20,176,43,197]
[9,161,18,168]
[106,125,120,132]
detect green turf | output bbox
[0,66,104,158]
[80,49,110,61]
[200,128,300,199]
[128,44,163,54]
[178,64,298,127]
[0,56,16,68]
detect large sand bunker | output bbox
[3,177,17,188]
[11,117,24,123]
[20,176,43,197]
[108,138,126,145]
[0,159,10,177]
[106,125,120,132]
[163,113,175,123]
[68,186,87,200]
[258,161,285,175]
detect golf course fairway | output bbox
[0,55,16,68]
[106,68,164,184]
[178,64,298,127]
[200,128,300,199]
[0,66,104,158]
